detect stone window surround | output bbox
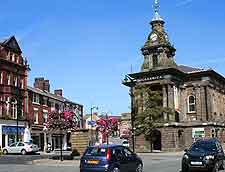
[33,108,39,124]
[187,95,196,113]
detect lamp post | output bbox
[123,75,136,153]
[90,106,98,145]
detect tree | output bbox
[134,86,174,152]
[96,115,118,144]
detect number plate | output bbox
[191,161,202,165]
[87,160,99,165]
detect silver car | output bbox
[2,142,39,155]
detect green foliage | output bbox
[71,148,80,156]
[134,87,174,140]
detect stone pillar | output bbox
[49,134,52,150]
[63,133,67,150]
[162,85,168,121]
[43,131,47,152]
[168,84,175,121]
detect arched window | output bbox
[188,95,196,113]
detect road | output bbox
[0,153,224,172]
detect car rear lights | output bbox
[106,148,111,161]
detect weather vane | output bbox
[153,0,160,15]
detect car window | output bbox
[85,147,108,156]
[190,141,217,152]
[10,143,16,147]
[18,143,25,147]
[123,141,128,144]
[123,147,133,157]
[112,148,124,161]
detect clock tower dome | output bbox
[141,0,176,71]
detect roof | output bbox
[178,65,204,73]
[27,86,82,106]
[89,144,122,148]
[0,36,22,53]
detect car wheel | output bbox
[21,149,27,155]
[212,162,219,172]
[136,163,143,172]
[3,149,8,155]
[181,164,189,172]
[111,167,120,172]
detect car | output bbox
[122,140,129,147]
[181,138,225,172]
[80,144,143,172]
[2,142,39,155]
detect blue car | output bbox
[80,144,143,172]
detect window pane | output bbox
[189,96,195,104]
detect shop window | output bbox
[188,95,196,113]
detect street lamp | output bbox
[90,106,98,145]
[123,75,136,153]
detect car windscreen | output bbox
[85,147,108,156]
[190,142,217,152]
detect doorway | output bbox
[152,130,161,151]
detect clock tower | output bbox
[141,0,176,71]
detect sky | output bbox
[0,0,225,115]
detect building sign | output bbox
[192,128,205,141]
[137,76,163,82]
[2,126,25,135]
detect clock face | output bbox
[150,33,158,42]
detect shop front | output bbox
[0,122,26,148]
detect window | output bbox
[34,110,39,124]
[33,93,40,104]
[20,79,24,89]
[152,55,158,68]
[13,76,17,87]
[18,142,24,147]
[188,95,196,113]
[0,72,3,84]
[43,112,48,123]
[11,99,17,119]
[12,54,15,62]
[6,97,10,116]
[43,97,48,106]
[6,73,10,85]
[0,96,3,116]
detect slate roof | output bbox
[27,86,82,106]
[178,65,204,73]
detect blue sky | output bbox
[1,0,225,115]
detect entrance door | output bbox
[2,134,5,148]
[152,130,161,151]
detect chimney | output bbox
[54,89,63,96]
[43,80,50,92]
[34,77,44,90]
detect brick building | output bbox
[123,1,225,152]
[0,36,84,151]
[0,36,29,148]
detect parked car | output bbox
[80,144,143,172]
[181,138,224,172]
[122,140,129,147]
[2,142,39,155]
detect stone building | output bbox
[123,1,225,152]
[0,36,29,148]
